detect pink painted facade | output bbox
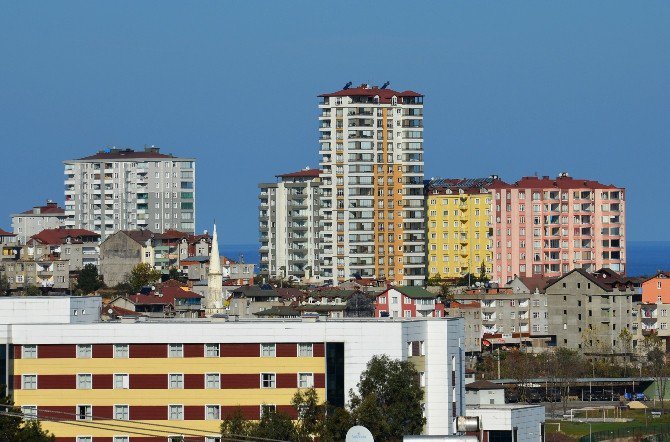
[490,174,625,284]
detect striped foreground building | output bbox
[0,297,465,441]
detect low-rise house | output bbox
[11,200,67,245]
[99,230,155,287]
[465,380,506,406]
[374,286,445,318]
[642,271,670,304]
[2,229,99,292]
[182,255,254,285]
[109,281,204,318]
[227,285,284,318]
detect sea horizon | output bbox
[221,240,670,278]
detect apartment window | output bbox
[206,405,221,420]
[298,343,313,357]
[205,373,220,389]
[77,405,92,421]
[113,437,130,442]
[22,375,37,390]
[205,343,220,357]
[114,344,129,358]
[298,373,314,388]
[168,343,183,358]
[77,344,92,358]
[169,373,184,389]
[114,405,129,420]
[261,404,277,417]
[114,374,129,389]
[21,405,37,420]
[76,437,92,442]
[77,374,92,389]
[22,345,37,358]
[261,343,276,357]
[261,373,276,388]
[168,405,184,420]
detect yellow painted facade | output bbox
[14,356,324,375]
[426,189,493,280]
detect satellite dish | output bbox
[346,425,374,442]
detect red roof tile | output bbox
[491,175,621,191]
[277,169,322,178]
[20,202,65,215]
[30,228,100,245]
[77,148,179,161]
[0,228,16,237]
[320,85,422,104]
[130,286,202,306]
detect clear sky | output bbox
[1,1,668,243]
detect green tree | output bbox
[250,407,297,441]
[292,388,325,441]
[126,263,161,293]
[0,271,10,295]
[0,395,55,441]
[220,406,252,438]
[349,355,425,441]
[167,267,187,283]
[321,406,354,442]
[23,285,41,296]
[647,347,670,409]
[76,264,103,294]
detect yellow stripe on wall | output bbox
[14,388,326,406]
[14,357,325,375]
[37,420,228,438]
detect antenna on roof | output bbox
[343,81,352,90]
[381,81,390,89]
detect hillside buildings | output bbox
[490,173,626,284]
[425,178,495,281]
[1,297,467,439]
[63,147,196,237]
[318,83,426,286]
[11,200,67,245]
[258,168,321,281]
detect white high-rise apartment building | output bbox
[64,147,196,237]
[259,168,321,281]
[318,83,426,286]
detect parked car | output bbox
[543,388,561,402]
[526,389,542,403]
[505,389,519,403]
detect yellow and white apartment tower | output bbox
[318,83,425,286]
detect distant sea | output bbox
[223,241,670,278]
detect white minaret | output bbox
[205,223,224,315]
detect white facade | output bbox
[318,84,425,286]
[1,316,465,436]
[465,387,505,406]
[259,169,321,280]
[63,147,196,237]
[466,405,545,442]
[11,201,67,245]
[0,296,101,325]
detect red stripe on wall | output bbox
[38,375,76,389]
[221,405,260,420]
[92,374,113,389]
[54,438,76,442]
[38,406,74,420]
[129,374,167,389]
[220,343,259,357]
[92,405,113,419]
[37,344,76,358]
[130,405,167,420]
[184,343,204,358]
[13,345,21,359]
[315,373,326,388]
[13,375,21,389]
[278,404,298,419]
[129,343,167,358]
[221,373,258,389]
[277,343,297,357]
[185,373,204,389]
[92,344,113,358]
[276,373,297,389]
[184,405,205,420]
[313,342,325,357]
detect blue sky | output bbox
[1,1,668,243]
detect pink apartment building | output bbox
[490,173,625,284]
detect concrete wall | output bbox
[0,297,101,324]
[99,232,142,287]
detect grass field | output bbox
[547,409,670,439]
